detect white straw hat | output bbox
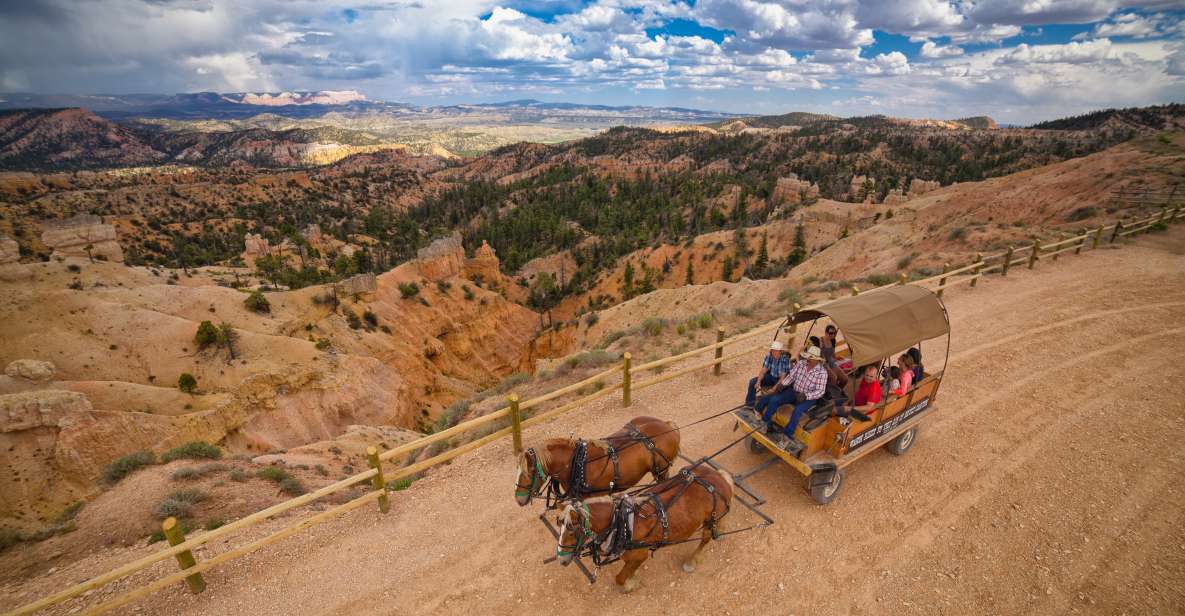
[801,345,823,361]
[769,340,785,351]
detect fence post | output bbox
[713,327,725,376]
[898,273,908,286]
[621,352,632,407]
[850,285,860,296]
[936,262,950,298]
[162,517,206,594]
[508,393,523,457]
[365,446,391,513]
[1093,225,1104,249]
[1111,219,1123,242]
[1028,241,1040,270]
[1002,245,1013,276]
[971,254,982,288]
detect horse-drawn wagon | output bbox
[735,285,951,504]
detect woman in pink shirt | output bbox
[894,354,915,396]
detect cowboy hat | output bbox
[769,340,785,351]
[801,345,823,361]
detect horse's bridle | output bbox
[556,501,595,560]
[515,447,558,504]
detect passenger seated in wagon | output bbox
[755,345,828,442]
[745,340,791,408]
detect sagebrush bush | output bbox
[228,468,247,482]
[161,441,222,463]
[641,317,666,336]
[103,451,156,485]
[244,290,270,313]
[398,282,420,298]
[278,477,306,495]
[154,489,208,519]
[256,467,292,483]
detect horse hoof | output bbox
[619,579,638,594]
[682,562,696,573]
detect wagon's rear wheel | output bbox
[748,435,765,454]
[888,428,918,456]
[808,469,844,505]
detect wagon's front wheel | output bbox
[808,469,844,505]
[888,428,917,456]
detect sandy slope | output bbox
[4,228,1184,615]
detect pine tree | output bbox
[787,219,807,267]
[622,261,635,299]
[685,259,694,285]
[755,232,769,278]
[722,255,735,282]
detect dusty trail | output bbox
[6,229,1185,616]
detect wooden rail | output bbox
[6,204,1181,616]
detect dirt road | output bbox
[8,229,1185,615]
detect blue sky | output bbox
[1,1,1183,124]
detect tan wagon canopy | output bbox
[791,285,949,367]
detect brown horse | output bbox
[514,416,679,507]
[555,464,733,592]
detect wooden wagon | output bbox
[734,285,950,504]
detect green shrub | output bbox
[493,372,530,394]
[244,290,270,313]
[278,477,306,496]
[162,441,222,463]
[562,350,618,373]
[194,320,219,348]
[734,306,754,317]
[314,464,329,476]
[584,312,599,327]
[1066,206,1097,222]
[865,273,894,287]
[344,309,361,330]
[314,338,331,351]
[434,400,470,432]
[947,227,966,241]
[398,282,420,298]
[692,312,714,329]
[387,477,414,491]
[154,489,208,519]
[103,451,156,484]
[256,467,293,483]
[596,330,627,349]
[641,317,665,336]
[676,323,686,335]
[462,285,475,301]
[171,463,227,481]
[1150,221,1169,232]
[777,288,801,306]
[896,254,914,270]
[362,310,378,328]
[228,468,247,482]
[177,373,197,394]
[204,519,226,531]
[435,280,452,294]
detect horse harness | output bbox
[579,468,731,568]
[525,425,674,508]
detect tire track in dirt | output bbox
[846,327,1185,612]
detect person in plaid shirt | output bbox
[745,340,791,407]
[756,345,828,440]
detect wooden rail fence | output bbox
[5,205,1182,616]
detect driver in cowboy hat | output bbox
[745,339,791,408]
[756,345,828,444]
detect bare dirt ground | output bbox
[4,227,1185,615]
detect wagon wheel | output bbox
[748,435,765,454]
[808,469,845,505]
[887,428,918,456]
